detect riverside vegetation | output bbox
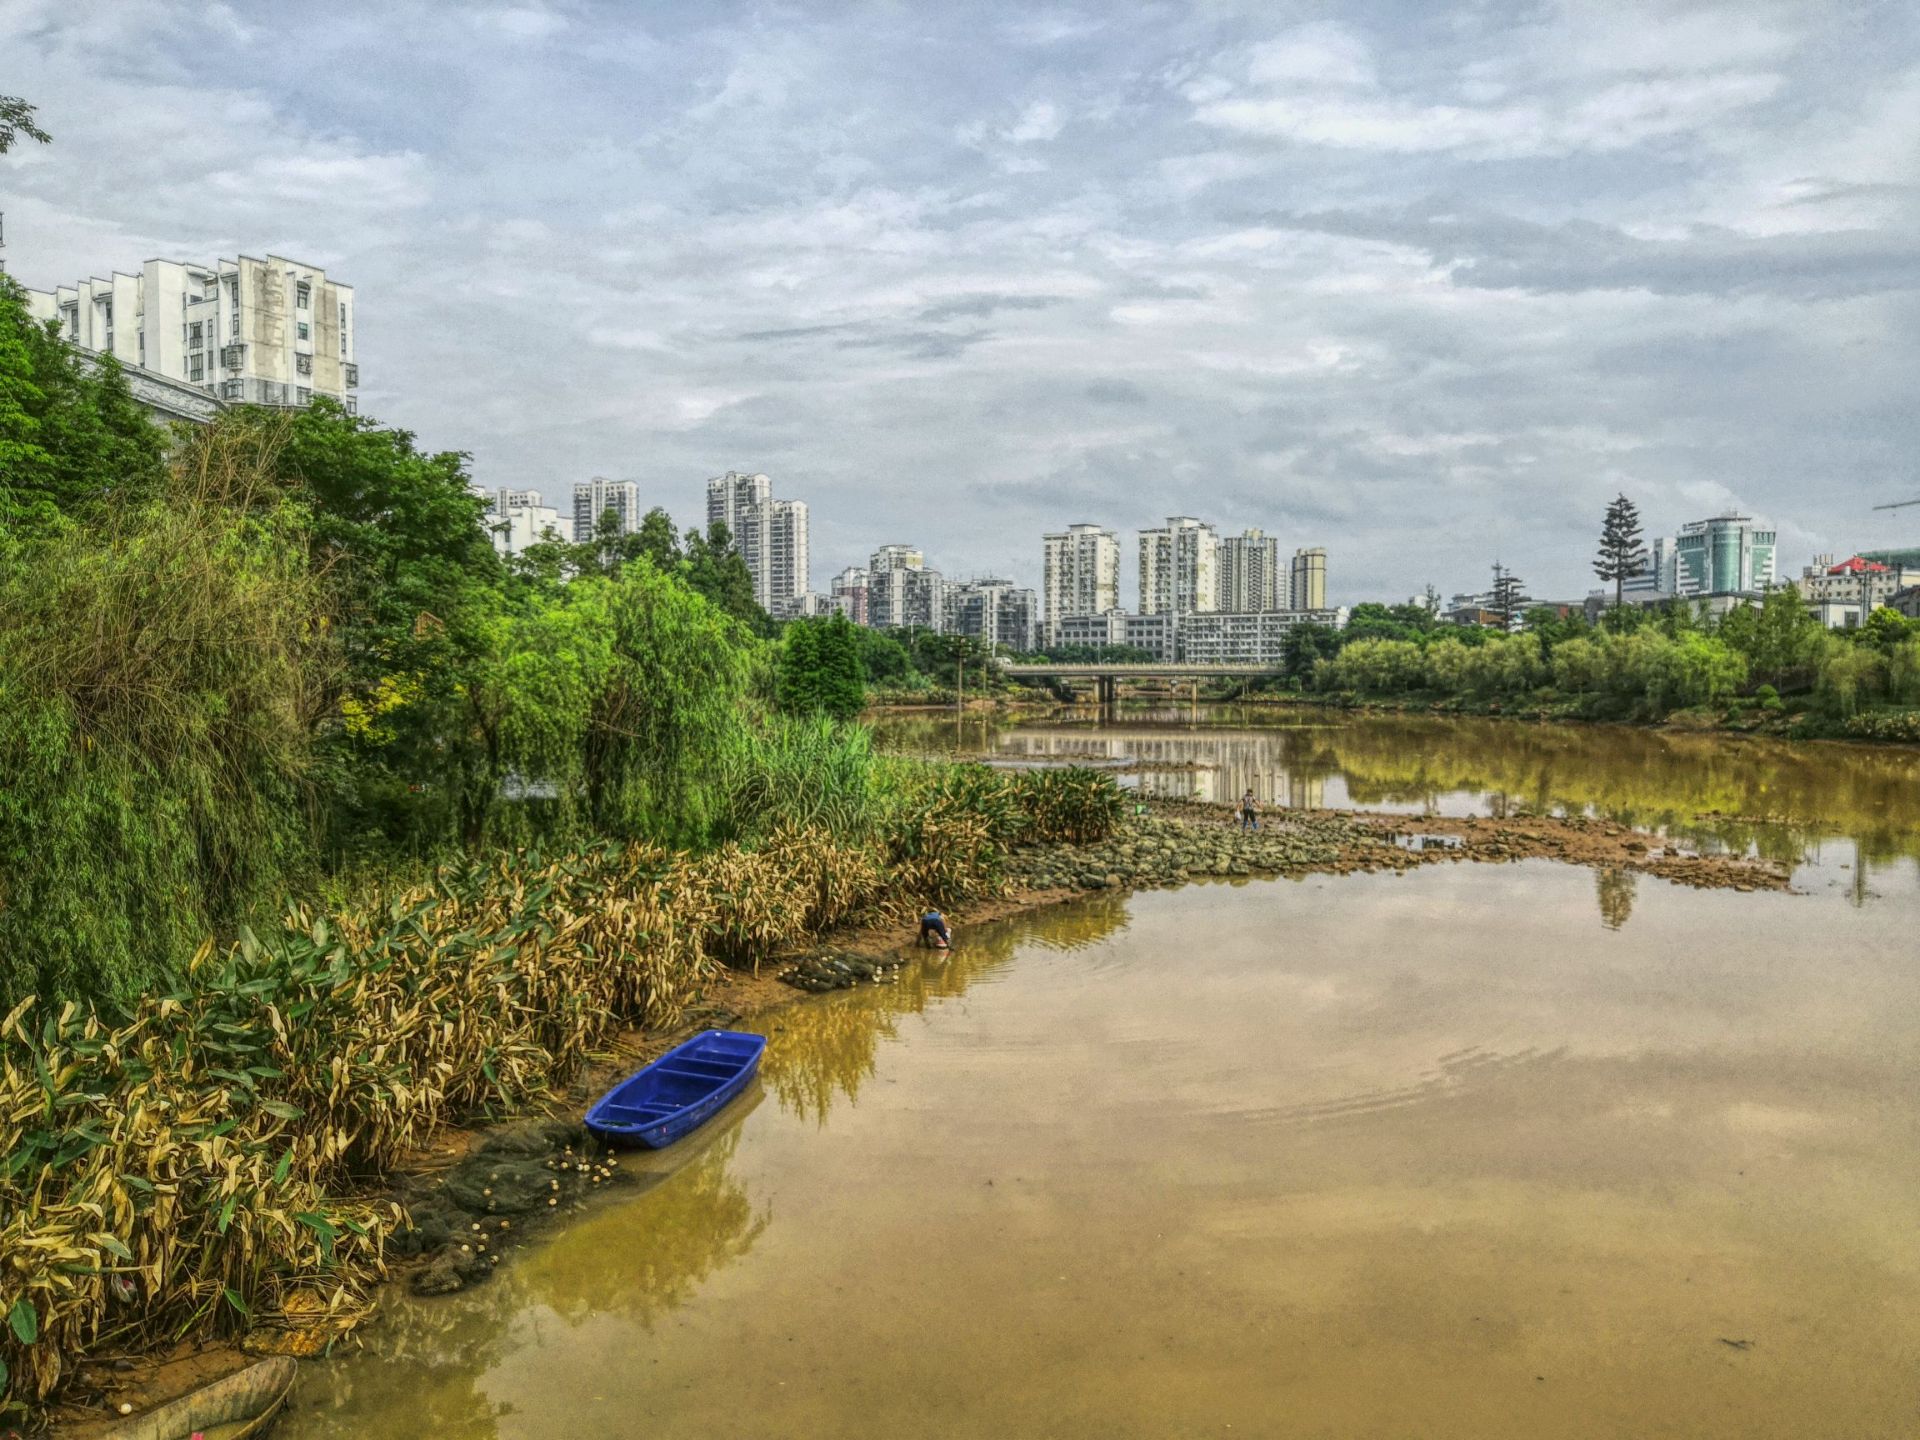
[0,278,1131,1420]
[1293,597,1920,741]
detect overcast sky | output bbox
[5,0,1918,603]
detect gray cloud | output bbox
[5,0,1918,604]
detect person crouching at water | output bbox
[918,908,952,949]
[1240,789,1259,831]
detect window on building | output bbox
[295,281,311,309]
[297,321,310,341]
[189,358,204,382]
[296,386,311,405]
[189,321,202,346]
[296,353,312,376]
[230,311,239,338]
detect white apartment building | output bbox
[766,499,810,615]
[1217,530,1282,612]
[1042,524,1121,641]
[25,253,357,412]
[707,470,809,613]
[946,579,1039,652]
[1138,517,1219,616]
[863,544,947,631]
[573,477,640,542]
[1055,610,1178,662]
[483,487,561,556]
[1178,608,1349,665]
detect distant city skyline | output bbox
[10,3,1916,607]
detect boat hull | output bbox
[585,1029,767,1149]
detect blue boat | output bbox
[585,1029,767,1148]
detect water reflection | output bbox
[285,1097,768,1438]
[872,708,1920,880]
[1595,867,1638,930]
[757,894,1132,1123]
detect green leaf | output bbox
[8,1298,36,1345]
[258,1099,305,1120]
[222,1286,249,1317]
[272,1149,293,1186]
[217,1194,237,1233]
[96,1235,134,1262]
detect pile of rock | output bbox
[780,951,906,993]
[394,1118,633,1295]
[1002,812,1387,892]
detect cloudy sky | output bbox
[5,0,1917,603]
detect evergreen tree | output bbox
[1490,564,1526,632]
[1593,493,1649,616]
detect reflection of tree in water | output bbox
[1595,867,1637,930]
[286,1113,772,1436]
[515,1121,768,1328]
[286,1269,516,1437]
[759,894,1132,1125]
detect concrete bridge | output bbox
[995,660,1282,704]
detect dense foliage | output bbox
[1309,590,1920,727]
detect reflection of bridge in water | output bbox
[992,726,1334,807]
[997,662,1281,705]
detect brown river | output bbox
[278,711,1920,1438]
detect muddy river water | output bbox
[280,713,1920,1438]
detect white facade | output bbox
[1178,608,1348,665]
[1042,524,1121,641]
[483,487,560,556]
[1799,556,1911,613]
[946,579,1039,652]
[1622,535,1678,599]
[573,477,640,541]
[870,564,947,631]
[1138,517,1219,616]
[767,498,810,611]
[25,253,358,411]
[870,543,925,573]
[1288,547,1327,611]
[1217,530,1282,612]
[707,470,808,612]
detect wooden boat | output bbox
[100,1355,296,1440]
[585,1029,767,1149]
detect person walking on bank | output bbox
[1240,789,1259,831]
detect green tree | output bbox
[1283,621,1344,684]
[683,521,770,631]
[1490,565,1526,633]
[775,615,866,720]
[636,506,681,571]
[0,95,51,153]
[1722,585,1824,692]
[0,278,168,533]
[1592,493,1648,614]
